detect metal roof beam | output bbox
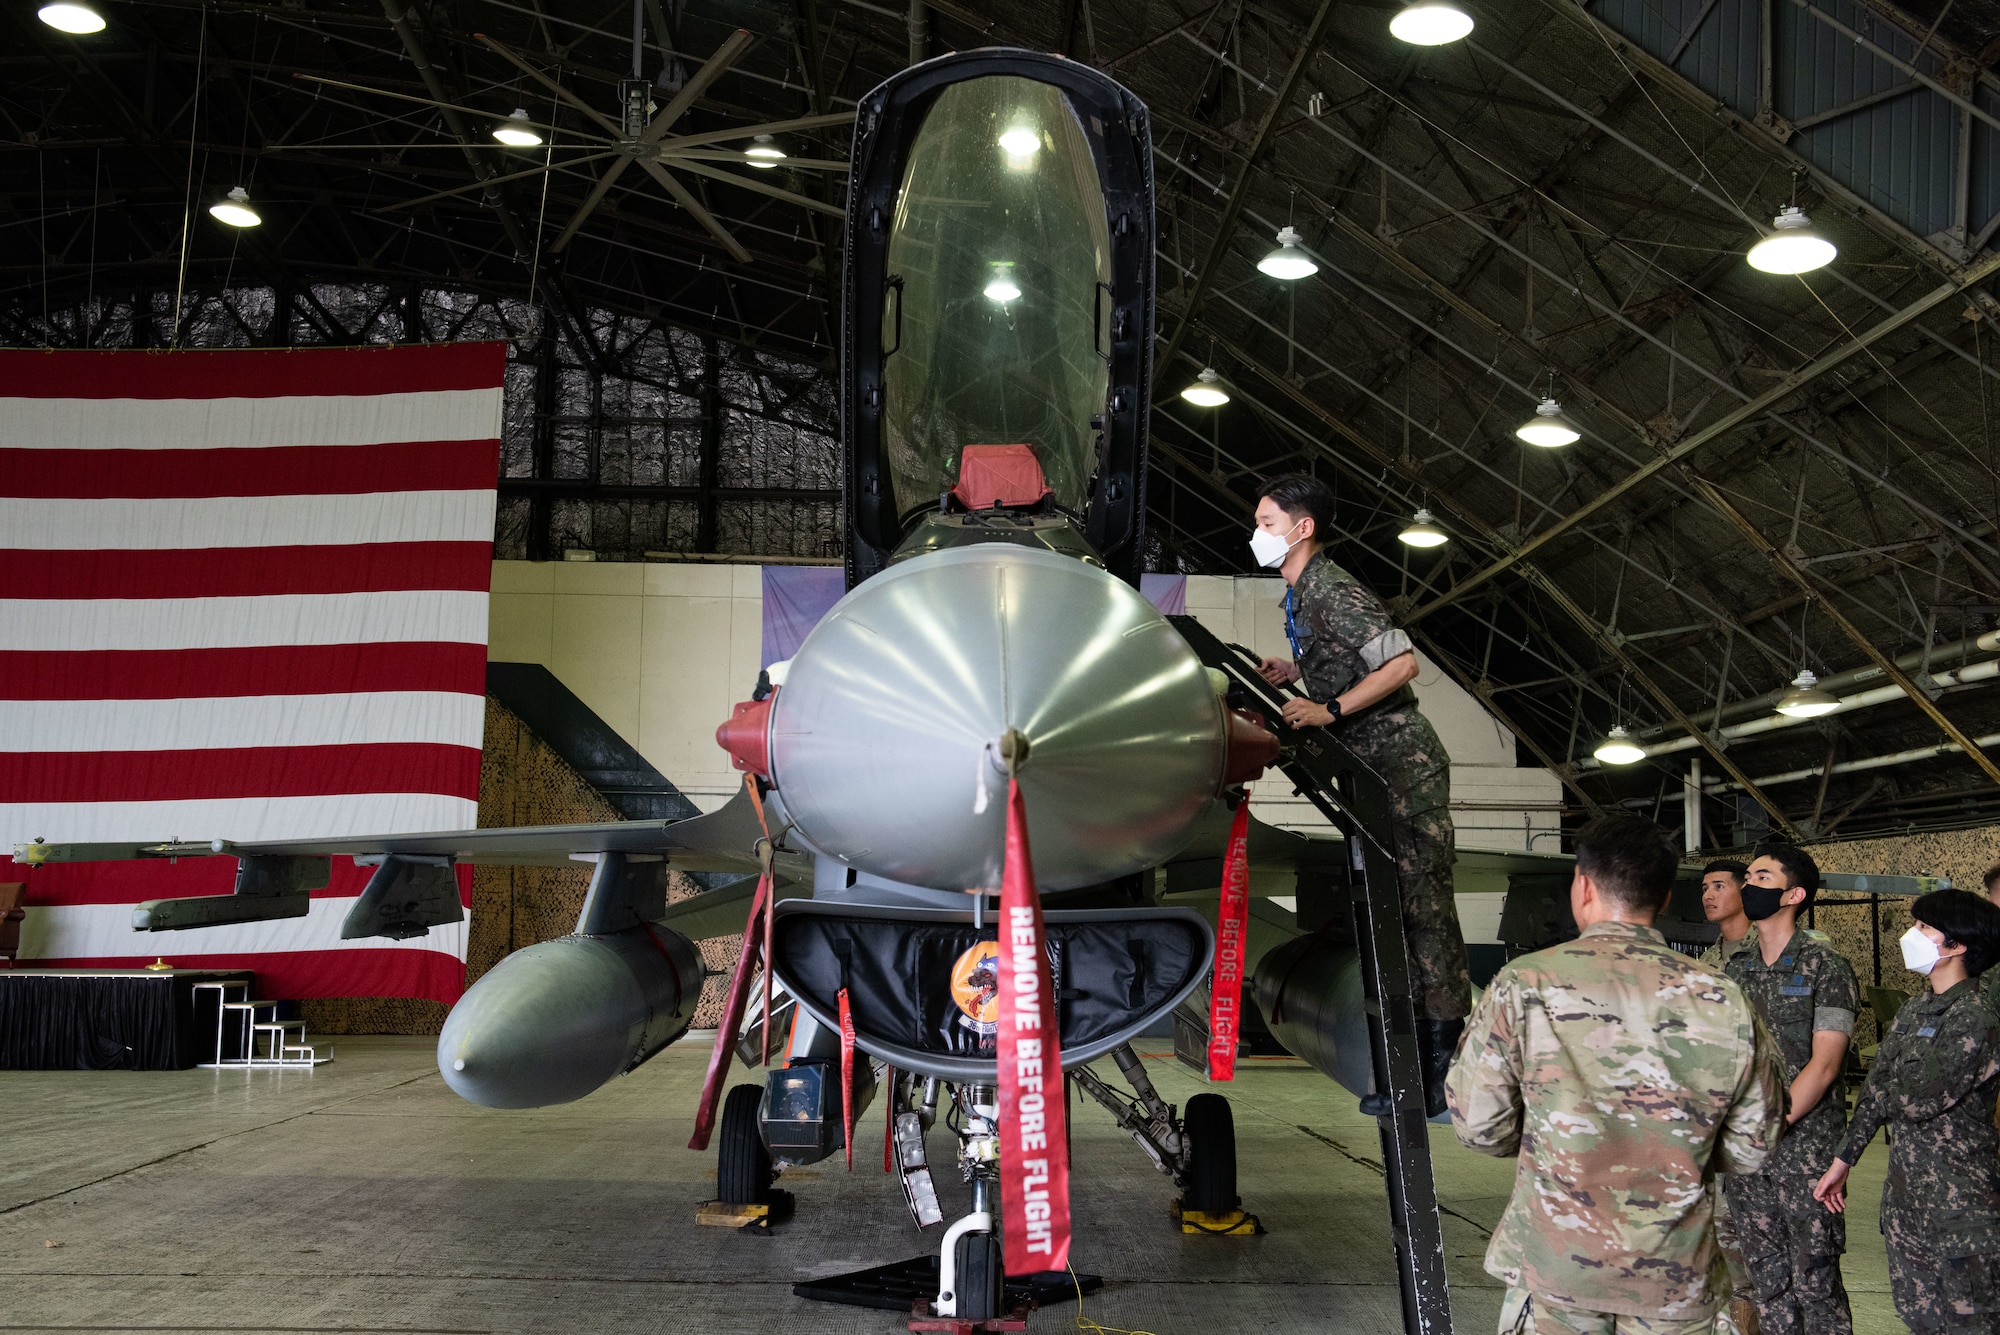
[1153,0,1340,382]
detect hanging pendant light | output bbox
[1592,725,1646,765]
[745,133,787,168]
[1747,205,1836,275]
[492,109,542,147]
[1389,0,1474,45]
[1515,396,1579,447]
[1180,367,1230,407]
[998,124,1040,170]
[38,1,105,31]
[1398,508,1448,548]
[1257,226,1318,280]
[208,187,262,228]
[1775,669,1840,718]
[983,262,1021,303]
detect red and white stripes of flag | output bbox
[996,776,1072,1274]
[1206,794,1253,1082]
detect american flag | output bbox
[0,344,505,1003]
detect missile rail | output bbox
[1168,615,1454,1335]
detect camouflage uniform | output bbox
[1697,922,1827,1335]
[1698,922,1828,971]
[1447,920,1788,1327]
[1723,930,1859,1335]
[1290,550,1469,1021]
[1836,976,2000,1335]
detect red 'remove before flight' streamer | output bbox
[1207,795,1253,1081]
[997,777,1072,1274]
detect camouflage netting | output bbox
[1806,826,2000,1047]
[305,697,733,1036]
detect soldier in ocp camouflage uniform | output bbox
[1447,815,1787,1334]
[1813,888,2000,1335]
[1252,474,1470,1116]
[1722,846,1858,1335]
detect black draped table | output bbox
[0,969,255,1070]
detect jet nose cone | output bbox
[768,545,1228,891]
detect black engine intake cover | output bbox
[769,901,1213,1082]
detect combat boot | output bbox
[1357,1019,1463,1118]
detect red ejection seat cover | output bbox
[951,444,1052,509]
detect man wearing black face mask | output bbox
[1724,844,1860,1335]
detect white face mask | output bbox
[1901,925,1942,976]
[1249,518,1305,569]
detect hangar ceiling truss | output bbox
[7,0,2000,838]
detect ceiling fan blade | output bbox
[373,152,616,212]
[658,157,846,217]
[476,34,625,140]
[549,155,637,253]
[291,73,601,144]
[660,149,849,170]
[654,110,855,153]
[636,28,757,148]
[636,159,753,263]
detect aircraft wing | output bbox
[11,787,802,939]
[14,786,784,873]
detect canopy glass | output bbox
[882,76,1112,520]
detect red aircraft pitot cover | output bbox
[997,776,1072,1273]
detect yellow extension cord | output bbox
[1068,1261,1159,1335]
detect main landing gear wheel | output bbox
[1180,1092,1239,1214]
[717,1083,773,1206]
[951,1229,1004,1321]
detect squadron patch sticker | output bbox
[950,940,1001,1038]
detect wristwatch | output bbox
[1325,698,1344,723]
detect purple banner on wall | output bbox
[762,566,845,667]
[1141,574,1187,615]
[761,567,1188,667]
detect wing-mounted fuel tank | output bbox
[438,852,705,1108]
[842,49,1156,586]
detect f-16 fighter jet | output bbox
[15,48,1464,1335]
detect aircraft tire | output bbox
[1180,1092,1239,1213]
[952,1228,1004,1319]
[717,1083,772,1205]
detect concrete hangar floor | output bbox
[5,1038,1901,1335]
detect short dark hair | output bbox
[1702,859,1749,883]
[1911,888,2000,977]
[1983,863,2000,895]
[1753,843,1820,911]
[1574,815,1680,914]
[1259,473,1334,543]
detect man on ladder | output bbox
[1251,472,1471,1115]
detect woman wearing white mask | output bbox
[1811,888,2000,1335]
[1249,473,1470,1117]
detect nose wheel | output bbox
[1179,1093,1237,1213]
